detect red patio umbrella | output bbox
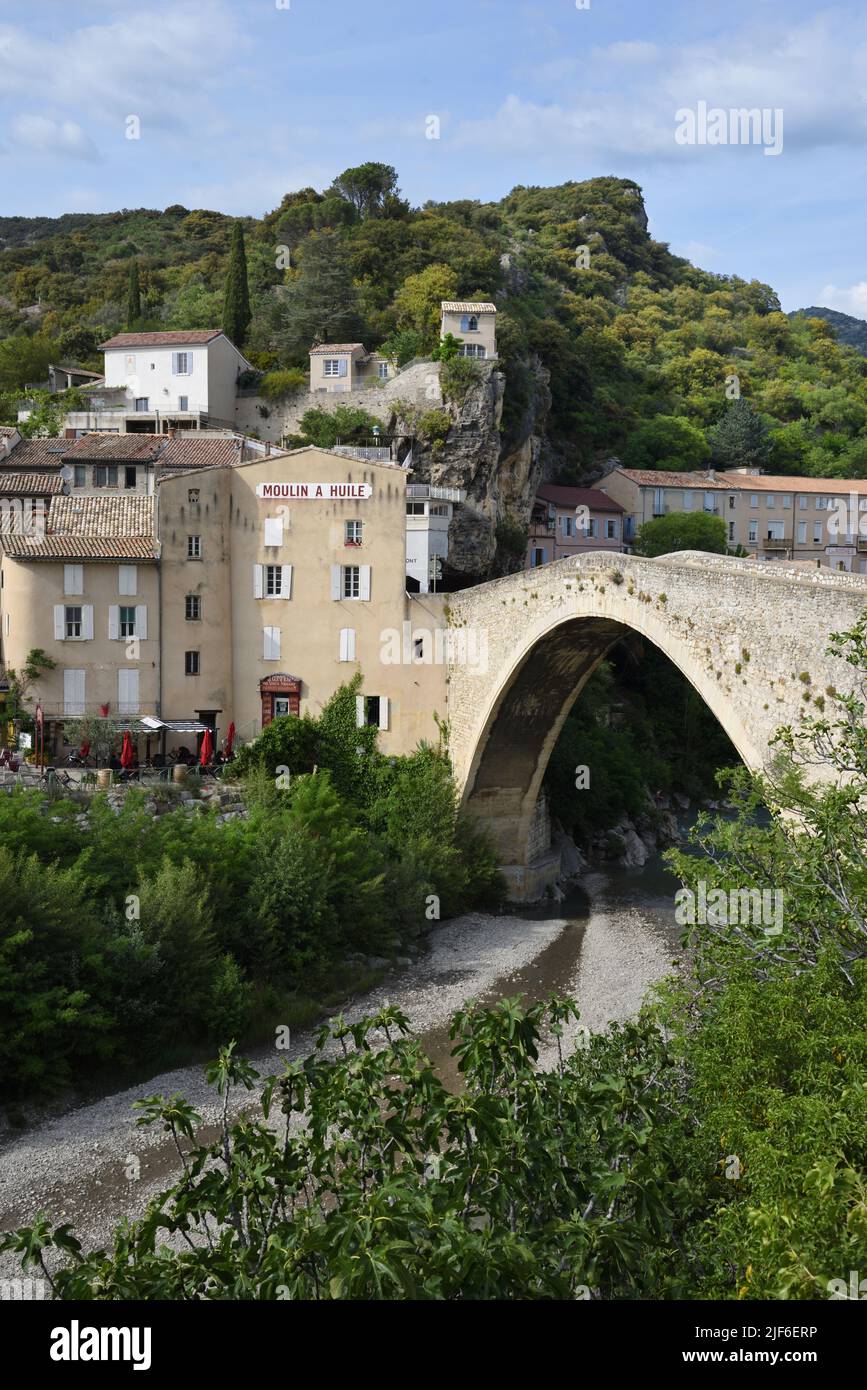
[225,722,235,757]
[80,739,90,757]
[200,728,214,766]
[120,731,135,769]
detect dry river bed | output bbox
[0,866,683,1284]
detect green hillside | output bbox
[2,168,867,479]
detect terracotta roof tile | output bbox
[63,433,164,461]
[441,301,497,313]
[309,343,365,355]
[98,330,224,349]
[48,494,154,536]
[0,438,69,469]
[0,473,65,496]
[1,535,157,561]
[159,436,242,469]
[535,484,623,512]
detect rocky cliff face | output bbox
[390,355,551,583]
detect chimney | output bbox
[265,441,271,456]
[168,427,177,440]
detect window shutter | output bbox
[54,605,65,641]
[338,357,348,377]
[64,669,85,715]
[118,669,139,712]
[64,564,83,595]
[135,604,148,640]
[339,628,356,661]
[280,564,293,598]
[330,564,341,600]
[172,352,179,374]
[378,696,390,732]
[359,565,371,600]
[82,605,94,640]
[355,695,365,729]
[119,564,137,596]
[253,564,264,599]
[108,605,120,640]
[264,517,283,547]
[263,626,281,660]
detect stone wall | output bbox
[233,361,442,446]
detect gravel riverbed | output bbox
[0,875,681,1283]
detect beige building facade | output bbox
[440,302,497,359]
[308,343,394,394]
[601,467,867,572]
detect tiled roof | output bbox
[309,343,364,355]
[159,436,242,469]
[610,468,731,490]
[99,330,224,349]
[0,438,69,469]
[0,426,18,437]
[610,467,867,495]
[441,301,497,313]
[63,433,164,461]
[0,473,65,496]
[1,535,157,561]
[48,494,154,536]
[536,484,623,512]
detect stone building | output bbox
[440,301,497,359]
[526,484,626,567]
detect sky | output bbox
[1,0,865,314]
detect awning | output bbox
[140,717,212,734]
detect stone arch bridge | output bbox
[444,551,867,899]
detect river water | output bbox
[0,847,687,1275]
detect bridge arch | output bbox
[444,551,867,898]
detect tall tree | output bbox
[277,230,362,356]
[709,396,771,470]
[126,261,141,327]
[634,511,728,557]
[329,163,401,220]
[222,221,252,349]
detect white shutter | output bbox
[378,696,390,731]
[264,517,283,547]
[108,606,120,640]
[339,628,356,662]
[263,626,281,660]
[135,604,148,640]
[338,357,348,377]
[54,605,65,641]
[253,564,264,599]
[64,564,83,595]
[359,565,371,600]
[119,564,137,596]
[355,695,366,728]
[331,564,341,600]
[118,668,139,714]
[64,669,85,716]
[280,564,293,598]
[82,605,94,641]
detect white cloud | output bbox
[817,283,867,317]
[12,114,98,162]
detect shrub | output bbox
[259,367,307,400]
[439,353,480,403]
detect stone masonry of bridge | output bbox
[445,550,867,899]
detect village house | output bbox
[600,467,867,572]
[440,301,497,359]
[308,343,395,393]
[526,484,626,568]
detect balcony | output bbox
[763,538,789,551]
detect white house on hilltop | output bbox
[440,301,497,359]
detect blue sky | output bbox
[1,0,865,313]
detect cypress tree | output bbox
[222,221,252,348]
[126,261,141,326]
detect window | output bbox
[264,516,283,547]
[118,668,139,715]
[798,521,807,543]
[119,605,136,638]
[188,535,202,559]
[460,343,486,358]
[65,606,82,638]
[703,492,715,512]
[332,564,370,601]
[782,494,791,509]
[323,359,341,377]
[766,495,775,508]
[94,464,118,487]
[748,520,758,543]
[172,352,192,375]
[185,594,201,620]
[728,495,737,510]
[816,496,828,511]
[429,503,449,516]
[265,564,283,597]
[188,488,199,504]
[263,626,281,660]
[813,522,822,543]
[345,520,363,545]
[750,494,758,508]
[109,604,147,640]
[377,362,389,379]
[605,518,618,539]
[765,521,784,541]
[124,465,136,490]
[118,564,138,596]
[73,465,86,488]
[406,502,426,515]
[728,521,735,542]
[185,651,200,676]
[339,628,356,662]
[652,488,664,516]
[356,694,389,730]
[253,563,292,598]
[468,315,478,331]
[531,547,547,567]
[178,396,189,412]
[799,496,807,510]
[562,515,573,538]
[274,697,291,717]
[64,564,83,595]
[586,518,598,538]
[682,491,692,511]
[63,669,85,716]
[134,398,149,413]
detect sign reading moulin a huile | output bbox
[256,482,373,499]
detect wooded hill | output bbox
[2,168,867,480]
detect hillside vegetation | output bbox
[2,168,867,478]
